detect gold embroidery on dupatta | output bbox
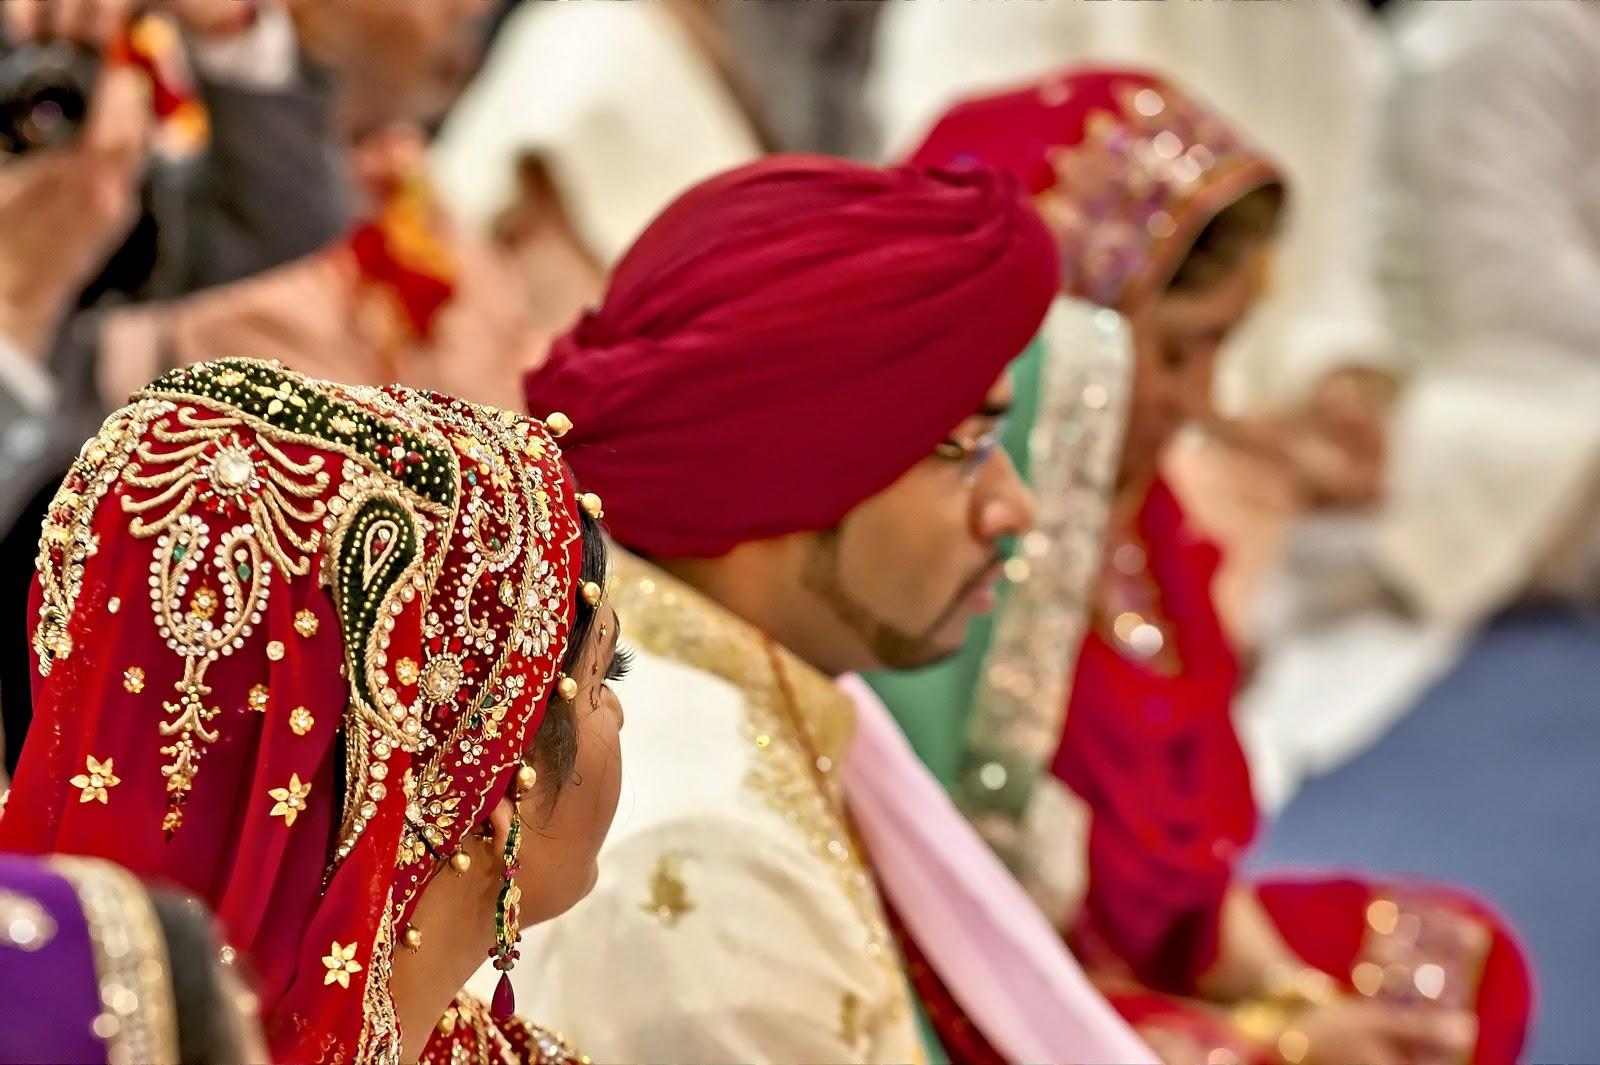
[954,299,1130,916]
[51,856,181,1065]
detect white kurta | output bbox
[431,0,761,267]
[1234,2,1600,805]
[1375,1,1600,622]
[869,1,1395,411]
[474,554,921,1064]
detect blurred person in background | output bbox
[868,70,1531,1065]
[869,0,1396,649]
[1372,1,1600,625]
[0,852,267,1065]
[0,0,488,778]
[430,0,767,341]
[719,0,883,159]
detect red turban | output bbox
[522,154,1058,559]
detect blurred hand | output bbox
[1305,366,1394,491]
[0,0,149,356]
[1139,1023,1230,1065]
[2,0,135,47]
[1212,366,1395,510]
[165,0,274,37]
[1287,997,1475,1065]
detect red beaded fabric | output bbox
[1,357,585,1064]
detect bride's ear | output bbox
[485,794,518,854]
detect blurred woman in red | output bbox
[872,69,1532,1065]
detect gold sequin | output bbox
[69,755,121,804]
[107,597,121,615]
[394,657,420,687]
[0,890,55,951]
[640,854,694,927]
[293,610,319,638]
[122,667,145,694]
[1367,898,1400,936]
[248,684,269,713]
[321,940,361,988]
[266,641,286,662]
[289,706,314,736]
[839,992,863,1049]
[189,586,218,621]
[1277,1030,1310,1065]
[268,773,312,827]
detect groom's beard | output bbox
[800,533,1000,671]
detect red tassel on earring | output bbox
[491,970,516,1021]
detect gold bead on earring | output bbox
[582,581,602,607]
[450,850,472,875]
[557,675,578,701]
[546,412,572,437]
[578,492,603,519]
[515,764,538,797]
[403,926,423,952]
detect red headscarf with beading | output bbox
[1,359,586,1064]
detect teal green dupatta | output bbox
[865,297,1132,908]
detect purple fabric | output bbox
[0,855,108,1065]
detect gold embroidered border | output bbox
[954,298,1132,888]
[50,856,180,1065]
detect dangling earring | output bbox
[489,765,536,1021]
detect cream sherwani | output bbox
[493,552,921,1063]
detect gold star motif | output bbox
[322,941,361,988]
[293,610,319,638]
[122,667,145,694]
[640,854,695,928]
[289,706,314,736]
[394,657,419,687]
[268,774,312,827]
[189,586,218,621]
[266,641,286,662]
[248,685,269,713]
[69,756,120,804]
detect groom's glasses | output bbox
[933,420,1007,485]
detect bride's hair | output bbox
[1167,183,1285,295]
[526,498,609,799]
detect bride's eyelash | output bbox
[606,645,636,683]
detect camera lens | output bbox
[0,41,100,157]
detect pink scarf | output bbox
[839,675,1155,1064]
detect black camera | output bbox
[0,40,101,157]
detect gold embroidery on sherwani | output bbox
[839,992,864,1051]
[607,550,911,1031]
[640,853,695,927]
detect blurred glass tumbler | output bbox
[0,41,100,157]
